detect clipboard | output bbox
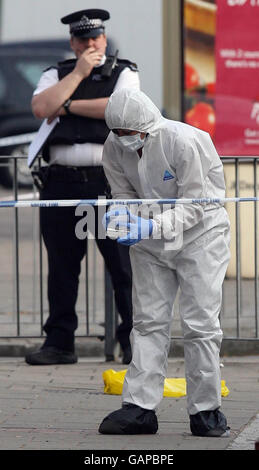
[27,117,59,168]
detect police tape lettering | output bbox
[0,196,259,209]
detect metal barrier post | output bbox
[85,239,89,336]
[104,267,116,361]
[36,159,44,336]
[32,191,38,323]
[39,211,44,336]
[92,240,97,325]
[13,158,20,336]
[235,158,241,337]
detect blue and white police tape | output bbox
[0,197,259,209]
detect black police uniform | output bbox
[26,9,137,365]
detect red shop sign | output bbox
[215,0,259,155]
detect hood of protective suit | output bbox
[105,88,163,135]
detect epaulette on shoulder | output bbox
[43,65,58,73]
[43,58,76,73]
[117,58,138,72]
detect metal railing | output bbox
[0,154,118,359]
[221,157,259,342]
[0,153,258,355]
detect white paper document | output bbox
[27,117,59,168]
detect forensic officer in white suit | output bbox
[99,88,231,437]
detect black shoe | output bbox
[25,346,78,365]
[99,404,158,435]
[122,346,132,365]
[190,408,230,437]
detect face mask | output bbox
[115,133,146,152]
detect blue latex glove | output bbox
[117,211,153,246]
[102,206,128,231]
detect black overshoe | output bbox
[99,403,158,435]
[25,346,78,365]
[190,408,230,437]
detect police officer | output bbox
[25,9,140,366]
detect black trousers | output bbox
[39,165,132,352]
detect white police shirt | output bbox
[33,56,140,167]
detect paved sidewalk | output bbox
[0,355,258,451]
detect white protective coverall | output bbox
[103,88,230,416]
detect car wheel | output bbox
[0,143,33,188]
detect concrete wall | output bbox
[0,0,163,109]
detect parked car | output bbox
[0,39,75,187]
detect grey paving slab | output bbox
[0,356,258,451]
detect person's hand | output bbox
[102,206,129,240]
[102,206,128,228]
[74,47,104,79]
[104,209,153,246]
[118,212,153,245]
